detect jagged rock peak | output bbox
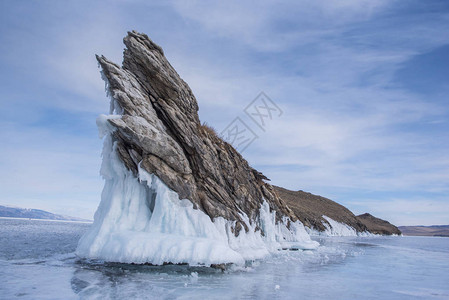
[97,30,296,234]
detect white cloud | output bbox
[171,0,392,51]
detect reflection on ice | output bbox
[71,245,351,299]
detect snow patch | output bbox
[322,216,359,236]
[307,216,373,237]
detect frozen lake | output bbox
[0,218,448,299]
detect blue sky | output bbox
[0,0,448,225]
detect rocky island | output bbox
[76,31,400,267]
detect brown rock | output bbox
[357,213,401,235]
[274,186,368,233]
[97,31,296,235]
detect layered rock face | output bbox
[98,31,296,233]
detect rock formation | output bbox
[77,31,400,266]
[97,30,296,232]
[77,31,319,266]
[275,186,400,235]
[357,213,401,235]
[274,186,368,232]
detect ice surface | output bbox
[76,120,318,266]
[2,219,449,300]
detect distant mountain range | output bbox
[0,205,90,222]
[398,225,449,237]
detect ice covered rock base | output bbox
[76,31,321,266]
[76,124,318,266]
[74,30,395,267]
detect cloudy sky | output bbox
[1,0,448,225]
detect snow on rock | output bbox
[306,216,373,237]
[96,114,121,138]
[322,216,358,236]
